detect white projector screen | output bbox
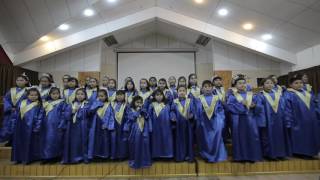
[117,52,195,87]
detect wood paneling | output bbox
[214,70,232,89]
[78,71,100,87]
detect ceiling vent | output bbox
[103,35,118,47]
[196,35,211,46]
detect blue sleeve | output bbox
[33,107,45,132]
[283,92,293,128]
[226,95,248,114]
[255,94,267,127]
[3,91,13,113]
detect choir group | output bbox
[0,72,319,169]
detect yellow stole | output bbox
[97,102,110,119]
[43,99,64,116]
[10,87,25,106]
[305,84,312,93]
[87,88,97,99]
[135,112,145,132]
[39,87,50,99]
[112,102,126,125]
[126,91,135,104]
[20,100,39,119]
[187,87,200,98]
[138,90,152,102]
[215,87,225,102]
[152,102,166,117]
[262,91,280,113]
[233,90,253,109]
[199,95,219,119]
[64,89,77,104]
[72,101,87,123]
[274,85,283,95]
[108,90,116,102]
[287,88,311,109]
[173,98,191,119]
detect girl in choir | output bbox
[284,74,319,158]
[212,75,226,102]
[148,89,174,159]
[62,88,91,164]
[125,96,152,169]
[12,88,45,164]
[158,78,173,105]
[168,76,178,98]
[62,74,71,90]
[257,78,291,159]
[86,78,99,103]
[0,74,29,144]
[124,79,138,104]
[149,77,158,91]
[107,79,117,102]
[195,80,227,162]
[177,76,187,87]
[187,73,201,99]
[301,73,313,93]
[100,75,109,90]
[110,90,130,160]
[138,78,153,110]
[121,77,133,90]
[227,75,263,162]
[63,77,79,104]
[88,89,114,160]
[41,87,66,163]
[171,85,195,162]
[38,74,53,101]
[84,76,91,89]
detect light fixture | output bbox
[83,8,94,17]
[194,0,204,4]
[242,23,254,30]
[107,0,117,3]
[40,36,49,41]
[58,24,70,31]
[261,34,273,41]
[218,8,228,16]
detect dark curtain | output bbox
[288,65,320,94]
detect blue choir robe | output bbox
[40,99,66,160]
[303,84,313,94]
[86,88,98,104]
[171,97,196,162]
[107,88,116,102]
[256,91,292,159]
[125,90,138,105]
[124,109,152,169]
[163,89,174,105]
[227,91,263,162]
[284,89,320,157]
[0,87,26,143]
[110,102,129,159]
[150,86,157,92]
[187,86,201,100]
[12,99,44,164]
[63,88,77,104]
[88,100,114,159]
[169,86,178,99]
[138,90,152,110]
[62,101,91,164]
[148,102,174,158]
[195,94,227,162]
[38,86,51,101]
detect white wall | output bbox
[294,44,320,71]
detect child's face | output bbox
[63,78,69,87]
[134,99,143,110]
[150,78,157,86]
[102,77,109,86]
[98,92,107,102]
[140,80,148,90]
[40,77,50,87]
[16,77,27,88]
[108,81,116,89]
[302,75,308,84]
[271,76,278,85]
[155,93,164,102]
[202,84,213,95]
[290,80,303,90]
[177,87,187,98]
[236,80,246,91]
[263,79,274,91]
[68,80,76,88]
[213,79,223,87]
[50,90,60,100]
[178,79,186,86]
[168,77,176,86]
[76,90,86,102]
[126,81,134,91]
[28,91,39,102]
[85,77,90,85]
[89,79,98,88]
[158,81,166,90]
[116,94,125,102]
[189,75,197,86]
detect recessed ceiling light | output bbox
[58,24,69,31]
[40,36,49,41]
[218,8,228,16]
[261,34,273,40]
[83,8,94,17]
[107,0,117,3]
[242,23,254,30]
[194,0,204,4]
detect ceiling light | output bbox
[242,23,254,30]
[58,24,70,31]
[218,8,228,16]
[107,0,117,3]
[40,36,49,41]
[83,8,94,17]
[261,34,273,41]
[194,0,204,4]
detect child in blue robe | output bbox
[158,78,174,105]
[86,78,99,104]
[63,77,79,104]
[107,79,117,102]
[124,79,138,105]
[168,76,178,99]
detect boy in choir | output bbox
[149,77,158,91]
[301,73,313,93]
[107,79,117,102]
[168,76,178,98]
[187,73,201,99]
[86,78,99,104]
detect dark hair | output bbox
[260,77,274,87]
[74,88,87,102]
[267,75,277,84]
[212,76,222,82]
[177,85,187,91]
[158,78,169,89]
[233,77,246,86]
[202,80,213,87]
[63,74,71,80]
[108,79,117,89]
[140,78,150,91]
[289,74,303,84]
[149,77,157,87]
[177,76,187,87]
[26,87,42,107]
[98,89,109,102]
[39,75,51,84]
[115,90,126,102]
[68,77,79,88]
[188,73,198,88]
[152,89,167,104]
[48,87,61,100]
[131,95,143,110]
[125,79,136,92]
[16,75,31,87]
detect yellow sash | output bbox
[108,91,116,102]
[20,100,39,119]
[10,88,25,106]
[126,92,135,104]
[138,91,152,102]
[87,88,97,99]
[233,91,253,109]
[274,85,283,95]
[43,99,64,115]
[188,87,200,98]
[174,98,191,119]
[152,102,166,117]
[199,95,219,119]
[39,87,50,99]
[64,89,77,104]
[215,87,225,102]
[72,101,87,123]
[263,91,280,113]
[287,88,311,109]
[97,102,110,119]
[306,84,312,93]
[137,115,145,132]
[112,102,126,125]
